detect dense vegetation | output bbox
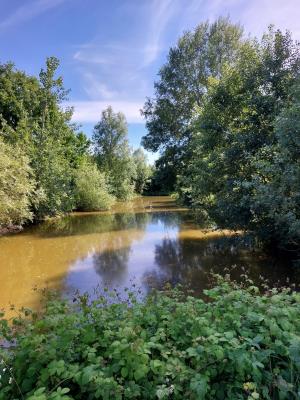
[0,138,34,228]
[143,18,300,253]
[0,277,299,399]
[0,59,151,230]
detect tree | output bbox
[132,148,152,194]
[0,62,40,148]
[0,57,90,221]
[179,27,300,248]
[0,138,34,228]
[141,17,243,185]
[93,106,136,200]
[74,160,115,211]
[93,106,128,171]
[249,80,300,248]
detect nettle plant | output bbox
[0,276,300,400]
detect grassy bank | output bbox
[0,277,299,399]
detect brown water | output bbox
[0,196,298,316]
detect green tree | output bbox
[93,106,136,200]
[93,106,128,171]
[0,57,90,221]
[180,27,300,240]
[248,80,300,248]
[132,148,152,194]
[0,62,40,148]
[0,138,34,228]
[74,160,115,211]
[141,17,243,184]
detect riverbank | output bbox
[0,225,23,235]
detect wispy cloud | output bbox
[239,0,300,39]
[73,44,139,67]
[69,0,300,123]
[70,0,181,104]
[180,0,300,39]
[0,0,67,31]
[82,72,118,100]
[68,101,144,124]
[73,49,116,66]
[142,0,177,66]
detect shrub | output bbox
[32,141,75,220]
[74,161,114,211]
[0,278,299,399]
[0,139,34,228]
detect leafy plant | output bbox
[1,277,299,399]
[0,138,35,228]
[74,160,115,211]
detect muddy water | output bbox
[0,196,298,316]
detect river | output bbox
[0,196,298,316]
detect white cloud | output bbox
[0,0,67,31]
[82,72,118,100]
[70,0,180,104]
[73,50,116,66]
[142,0,176,65]
[68,101,144,124]
[69,0,300,120]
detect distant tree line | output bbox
[0,58,152,230]
[142,18,300,253]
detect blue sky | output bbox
[1,0,300,162]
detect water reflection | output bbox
[0,196,298,316]
[143,234,298,294]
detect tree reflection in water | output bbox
[93,244,131,286]
[3,196,298,316]
[143,234,296,295]
[92,212,150,288]
[64,206,298,301]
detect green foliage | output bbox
[179,27,300,249]
[93,106,128,171]
[142,17,243,184]
[142,17,243,153]
[247,79,300,248]
[74,160,115,211]
[32,139,76,219]
[1,278,299,399]
[0,138,35,228]
[144,20,299,250]
[93,106,137,200]
[133,148,152,194]
[0,57,90,223]
[145,147,181,195]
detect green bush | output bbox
[1,278,299,399]
[0,139,34,228]
[74,161,114,211]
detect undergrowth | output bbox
[0,276,299,399]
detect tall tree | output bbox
[93,106,128,171]
[0,57,90,220]
[132,148,152,194]
[141,17,243,184]
[180,27,300,248]
[93,106,136,200]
